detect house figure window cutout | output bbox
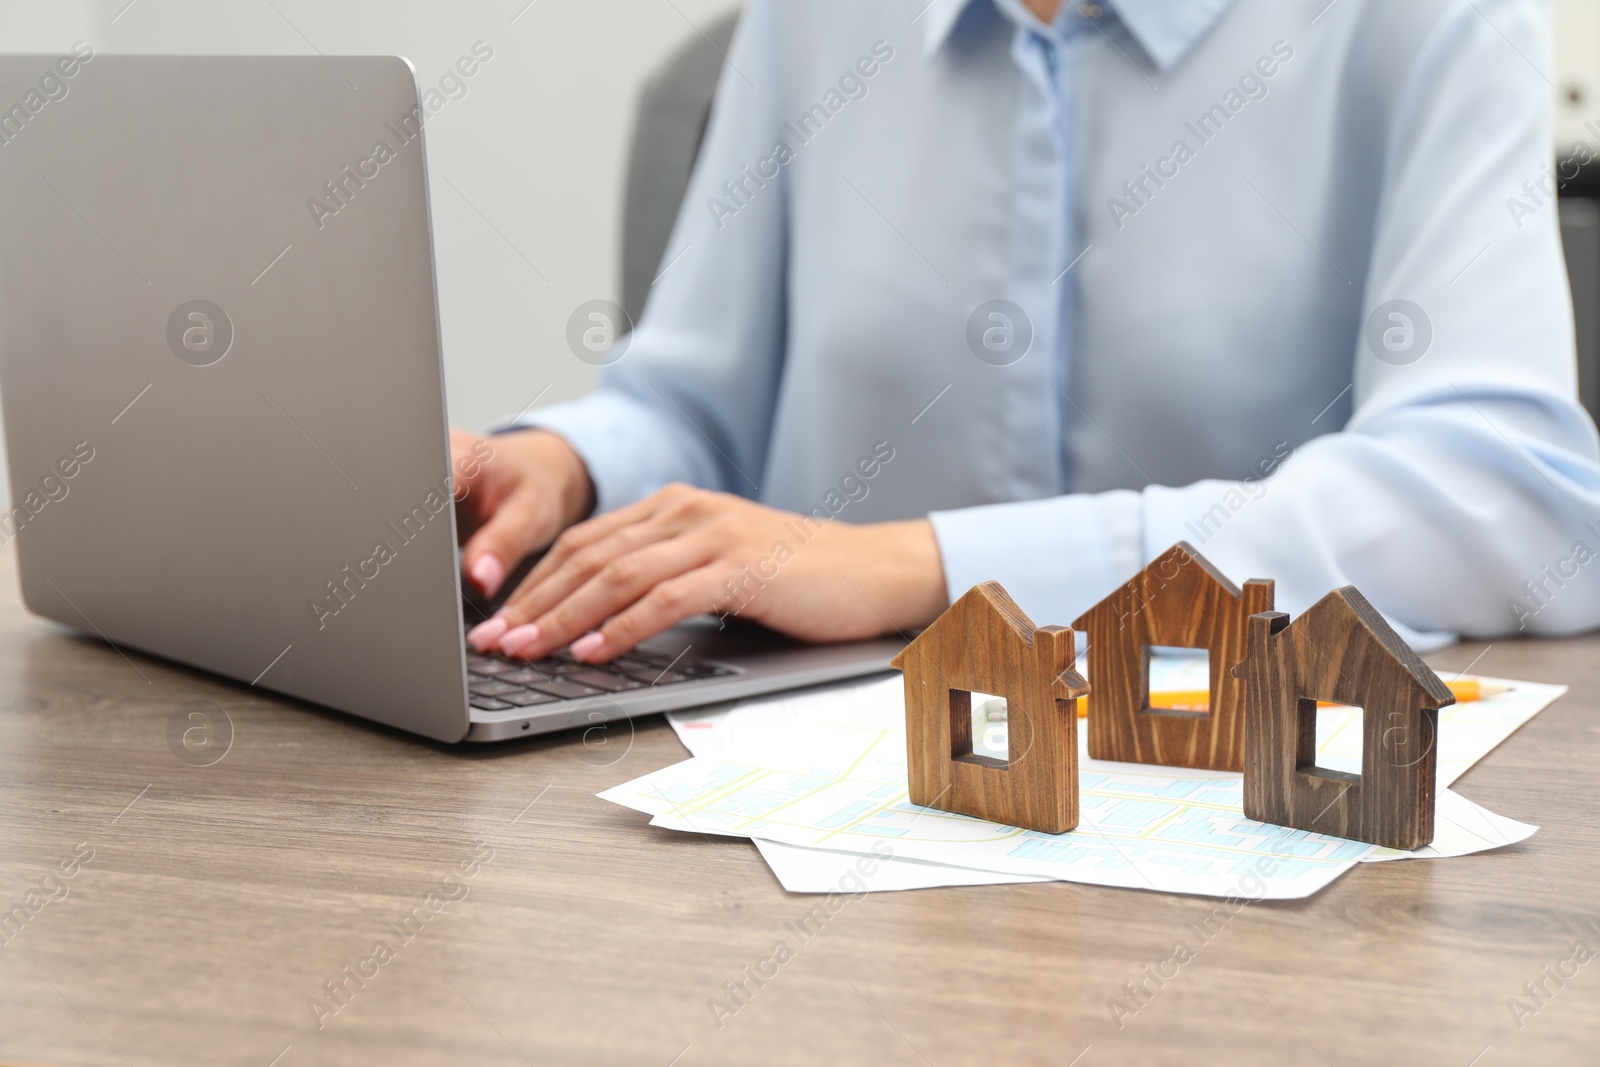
[890,581,1089,834]
[1233,586,1456,851]
[1072,541,1274,772]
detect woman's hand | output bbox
[465,484,949,663]
[451,428,595,597]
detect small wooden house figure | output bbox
[890,582,1089,833]
[1233,586,1455,850]
[1072,542,1273,771]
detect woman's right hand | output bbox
[451,427,595,598]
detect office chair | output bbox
[1560,201,1600,422]
[620,10,740,330]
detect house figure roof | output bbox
[1259,585,1455,708]
[1070,540,1274,771]
[893,582,1088,700]
[1070,541,1248,634]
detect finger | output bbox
[571,565,728,663]
[448,429,492,504]
[460,487,547,600]
[499,534,718,660]
[497,514,681,630]
[512,499,661,601]
[468,487,696,649]
[517,484,697,592]
[499,495,707,627]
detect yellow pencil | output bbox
[1067,679,1509,717]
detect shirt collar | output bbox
[922,0,1241,72]
[920,0,974,59]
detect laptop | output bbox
[0,53,902,742]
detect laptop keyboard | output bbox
[465,647,737,712]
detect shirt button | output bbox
[1079,3,1104,17]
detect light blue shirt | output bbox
[514,0,1600,649]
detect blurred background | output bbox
[0,0,1595,502]
[0,0,740,501]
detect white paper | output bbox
[668,682,1050,892]
[613,674,1561,898]
[1363,787,1539,862]
[750,840,1046,893]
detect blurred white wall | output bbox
[1555,0,1600,150]
[0,0,739,499]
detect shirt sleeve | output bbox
[929,491,1144,631]
[933,0,1600,649]
[500,0,789,516]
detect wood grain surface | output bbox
[1238,589,1455,851]
[892,582,1088,833]
[1073,542,1274,772]
[0,545,1597,1067]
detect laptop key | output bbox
[468,659,518,677]
[470,682,522,698]
[564,669,647,692]
[628,669,694,686]
[502,667,557,686]
[682,663,737,678]
[679,663,725,677]
[527,678,605,700]
[503,689,560,707]
[469,696,513,711]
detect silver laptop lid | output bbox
[0,54,472,741]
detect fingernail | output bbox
[466,615,508,652]
[569,632,605,662]
[501,624,541,658]
[470,554,505,596]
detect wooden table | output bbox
[0,547,1595,1067]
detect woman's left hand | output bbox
[466,484,949,663]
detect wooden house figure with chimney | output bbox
[1233,586,1455,850]
[1072,542,1274,772]
[890,582,1089,834]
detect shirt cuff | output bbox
[927,489,1144,627]
[493,391,678,516]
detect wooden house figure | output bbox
[1072,542,1274,772]
[890,582,1089,833]
[1233,586,1455,850]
